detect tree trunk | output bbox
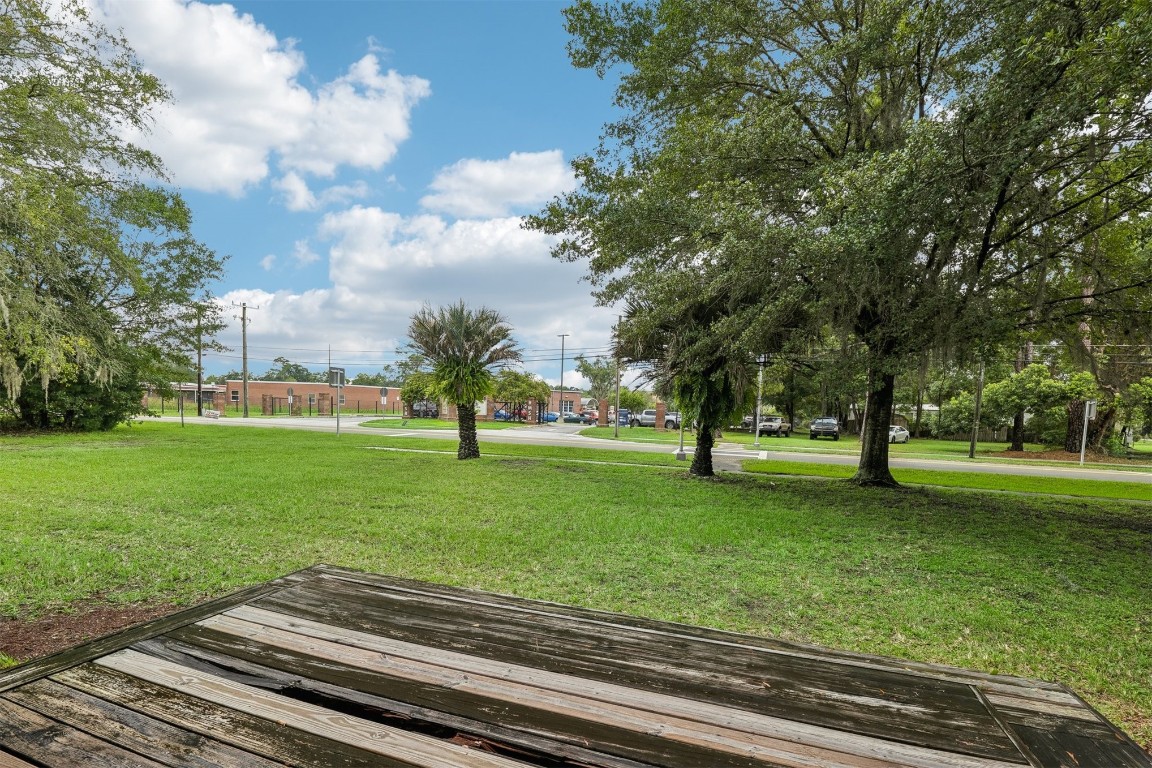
[690,422,715,477]
[1008,342,1030,452]
[1009,410,1025,451]
[456,404,480,459]
[1064,400,1085,453]
[1087,405,1116,449]
[912,355,927,438]
[853,368,897,486]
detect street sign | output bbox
[1086,399,1097,419]
[328,367,345,388]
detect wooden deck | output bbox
[0,565,1146,768]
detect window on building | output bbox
[309,394,316,405]
[339,394,346,405]
[230,390,239,402]
[562,400,574,413]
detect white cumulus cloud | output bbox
[97,0,429,196]
[420,150,575,218]
[292,240,320,266]
[319,206,555,276]
[211,200,616,377]
[274,172,370,212]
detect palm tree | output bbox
[406,301,522,459]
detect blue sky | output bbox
[98,0,629,387]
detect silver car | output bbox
[888,425,910,444]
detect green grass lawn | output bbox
[0,421,1149,747]
[582,424,1046,453]
[744,459,1152,500]
[581,425,1152,470]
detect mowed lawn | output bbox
[0,421,1149,747]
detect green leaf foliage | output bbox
[0,0,226,428]
[532,0,1152,482]
[406,301,522,458]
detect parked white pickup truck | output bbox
[757,415,792,437]
[631,409,682,429]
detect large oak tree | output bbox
[530,0,1152,485]
[1,0,225,427]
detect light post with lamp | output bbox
[557,333,569,418]
[675,413,686,461]
[753,354,766,448]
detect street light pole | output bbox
[754,354,765,448]
[675,417,686,461]
[233,301,259,418]
[614,317,621,439]
[968,360,985,459]
[557,333,569,416]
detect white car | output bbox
[888,425,910,444]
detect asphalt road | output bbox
[152,415,1152,485]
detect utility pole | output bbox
[614,316,621,439]
[195,308,204,417]
[233,302,259,418]
[968,360,985,459]
[557,333,569,416]
[753,354,765,448]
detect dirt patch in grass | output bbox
[992,448,1151,466]
[0,602,177,665]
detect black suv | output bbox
[809,417,840,440]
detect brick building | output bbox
[184,380,596,420]
[217,380,403,416]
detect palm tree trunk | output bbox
[456,404,480,459]
[690,423,715,477]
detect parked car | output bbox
[888,425,910,444]
[809,417,840,440]
[562,411,592,424]
[631,408,683,429]
[581,410,599,423]
[411,401,438,418]
[757,415,791,437]
[541,411,561,423]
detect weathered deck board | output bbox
[96,649,529,768]
[248,572,1033,760]
[5,678,285,768]
[0,749,37,768]
[0,695,170,768]
[202,605,1021,768]
[168,622,790,768]
[306,565,1068,694]
[0,564,1145,768]
[300,566,1083,708]
[133,634,659,768]
[55,663,409,768]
